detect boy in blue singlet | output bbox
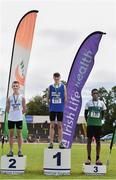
[47,72,67,149]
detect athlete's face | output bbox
[53,76,60,84]
[12,83,20,93]
[92,90,99,100]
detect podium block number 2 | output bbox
[53,152,61,166]
[9,159,16,168]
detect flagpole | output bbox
[106,120,116,168]
[109,121,116,152]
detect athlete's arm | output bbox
[84,110,88,122]
[84,102,89,122]
[6,98,10,113]
[64,85,67,103]
[22,97,26,114]
[101,110,105,119]
[101,101,106,119]
[47,87,50,104]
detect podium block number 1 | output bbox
[53,152,61,166]
[9,159,16,169]
[44,149,71,175]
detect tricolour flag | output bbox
[4,10,38,139]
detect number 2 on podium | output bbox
[9,159,16,168]
[53,152,61,166]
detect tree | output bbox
[26,96,49,115]
[99,86,116,135]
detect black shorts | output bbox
[50,112,63,122]
[87,126,102,140]
[8,121,23,130]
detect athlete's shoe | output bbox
[96,159,102,165]
[59,142,65,149]
[85,159,91,165]
[48,143,53,149]
[18,150,23,157]
[7,151,13,157]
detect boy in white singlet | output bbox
[6,81,26,157]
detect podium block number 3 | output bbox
[9,159,16,168]
[93,166,98,173]
[53,152,61,166]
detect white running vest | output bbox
[8,94,23,121]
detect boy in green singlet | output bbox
[84,89,106,165]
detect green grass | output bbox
[0,143,116,179]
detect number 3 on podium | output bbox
[53,152,61,166]
[93,166,98,173]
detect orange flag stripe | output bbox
[16,12,37,50]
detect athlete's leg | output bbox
[95,126,102,164]
[9,129,14,152]
[57,112,65,148]
[96,137,101,160]
[49,112,56,144]
[49,121,55,144]
[57,121,62,143]
[87,137,92,160]
[17,129,22,152]
[85,126,93,164]
[8,121,15,153]
[16,121,23,156]
[48,112,55,148]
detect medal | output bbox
[13,94,19,110]
[92,100,98,107]
[54,83,59,94]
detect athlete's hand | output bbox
[22,109,26,114]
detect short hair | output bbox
[91,88,98,94]
[12,81,19,85]
[53,72,60,77]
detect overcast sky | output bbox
[0,0,116,114]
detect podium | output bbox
[44,148,71,175]
[82,164,106,175]
[0,155,26,174]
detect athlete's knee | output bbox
[96,138,100,145]
[9,134,13,139]
[17,130,22,138]
[17,134,22,139]
[87,138,92,144]
[50,123,55,129]
[9,130,14,138]
[57,123,62,130]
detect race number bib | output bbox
[90,111,100,118]
[52,97,61,104]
